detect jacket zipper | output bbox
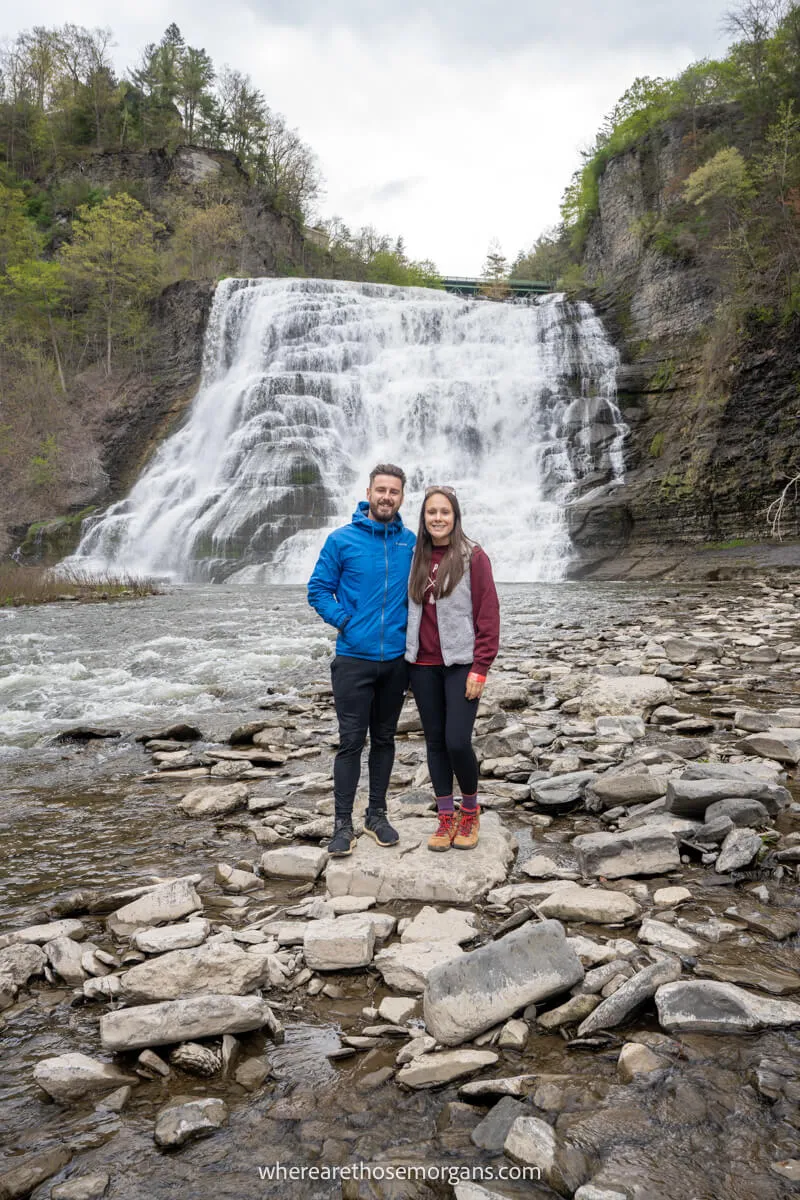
[380,531,389,660]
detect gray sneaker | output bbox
[328,821,356,856]
[363,808,399,847]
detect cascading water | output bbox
[67,278,627,583]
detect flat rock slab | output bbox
[400,906,477,944]
[423,919,584,1046]
[119,941,274,1002]
[2,919,85,947]
[180,782,249,817]
[537,887,640,924]
[396,1049,499,1089]
[694,960,800,996]
[655,980,800,1034]
[107,879,202,939]
[33,1053,138,1103]
[100,994,273,1051]
[579,676,675,718]
[325,814,515,902]
[132,919,211,954]
[573,827,680,879]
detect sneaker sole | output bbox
[362,828,399,848]
[328,839,357,857]
[427,842,452,852]
[453,842,478,849]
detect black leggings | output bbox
[331,654,408,819]
[408,663,479,798]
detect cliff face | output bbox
[6,146,309,562]
[570,106,800,578]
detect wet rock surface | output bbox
[0,579,799,1199]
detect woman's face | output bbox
[424,494,455,545]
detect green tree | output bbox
[60,192,164,375]
[178,46,215,142]
[479,238,510,299]
[1,259,68,391]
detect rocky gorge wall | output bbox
[570,106,800,580]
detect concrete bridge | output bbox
[440,276,554,297]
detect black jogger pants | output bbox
[408,662,479,799]
[330,654,408,820]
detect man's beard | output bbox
[369,501,397,523]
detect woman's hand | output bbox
[465,671,486,701]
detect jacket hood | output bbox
[351,499,406,536]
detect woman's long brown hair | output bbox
[408,489,474,604]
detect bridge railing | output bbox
[440,276,554,295]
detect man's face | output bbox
[366,474,404,523]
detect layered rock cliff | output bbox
[569,105,800,578]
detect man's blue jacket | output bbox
[307,501,416,661]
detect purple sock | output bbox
[460,793,478,812]
[436,795,455,813]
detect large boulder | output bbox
[665,776,789,819]
[579,676,675,719]
[423,919,583,1046]
[738,731,800,766]
[325,814,515,902]
[374,941,464,992]
[586,771,667,810]
[572,827,680,878]
[100,994,275,1051]
[655,981,800,1034]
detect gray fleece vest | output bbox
[405,559,474,666]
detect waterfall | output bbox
[67,277,627,583]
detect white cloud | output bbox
[7,1,731,273]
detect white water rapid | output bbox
[67,277,626,583]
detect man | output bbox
[308,464,416,856]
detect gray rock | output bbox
[573,827,680,878]
[119,941,275,1002]
[132,919,211,954]
[617,1042,666,1081]
[579,675,675,718]
[396,1048,499,1088]
[537,887,640,924]
[638,918,702,955]
[154,1097,228,1147]
[260,846,328,880]
[655,980,800,1033]
[100,994,275,1051]
[576,957,682,1037]
[671,768,790,816]
[0,942,46,987]
[0,1146,73,1199]
[326,813,514,902]
[703,797,771,827]
[303,914,376,970]
[423,919,584,1046]
[530,771,598,812]
[470,1096,529,1150]
[537,994,600,1030]
[2,918,85,946]
[586,772,666,809]
[504,1115,588,1195]
[33,1054,138,1103]
[179,782,249,816]
[400,906,477,944]
[715,828,762,873]
[374,941,464,992]
[51,1173,111,1200]
[106,879,202,939]
[738,731,800,765]
[44,936,87,986]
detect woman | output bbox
[405,486,500,851]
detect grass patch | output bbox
[699,537,756,551]
[0,565,160,607]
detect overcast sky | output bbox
[8,1,732,273]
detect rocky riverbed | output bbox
[1,579,799,1199]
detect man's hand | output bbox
[465,671,486,701]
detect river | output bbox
[0,580,798,1199]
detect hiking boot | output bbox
[453,806,480,850]
[328,820,356,856]
[428,811,458,852]
[363,808,399,847]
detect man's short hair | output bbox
[369,463,406,489]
